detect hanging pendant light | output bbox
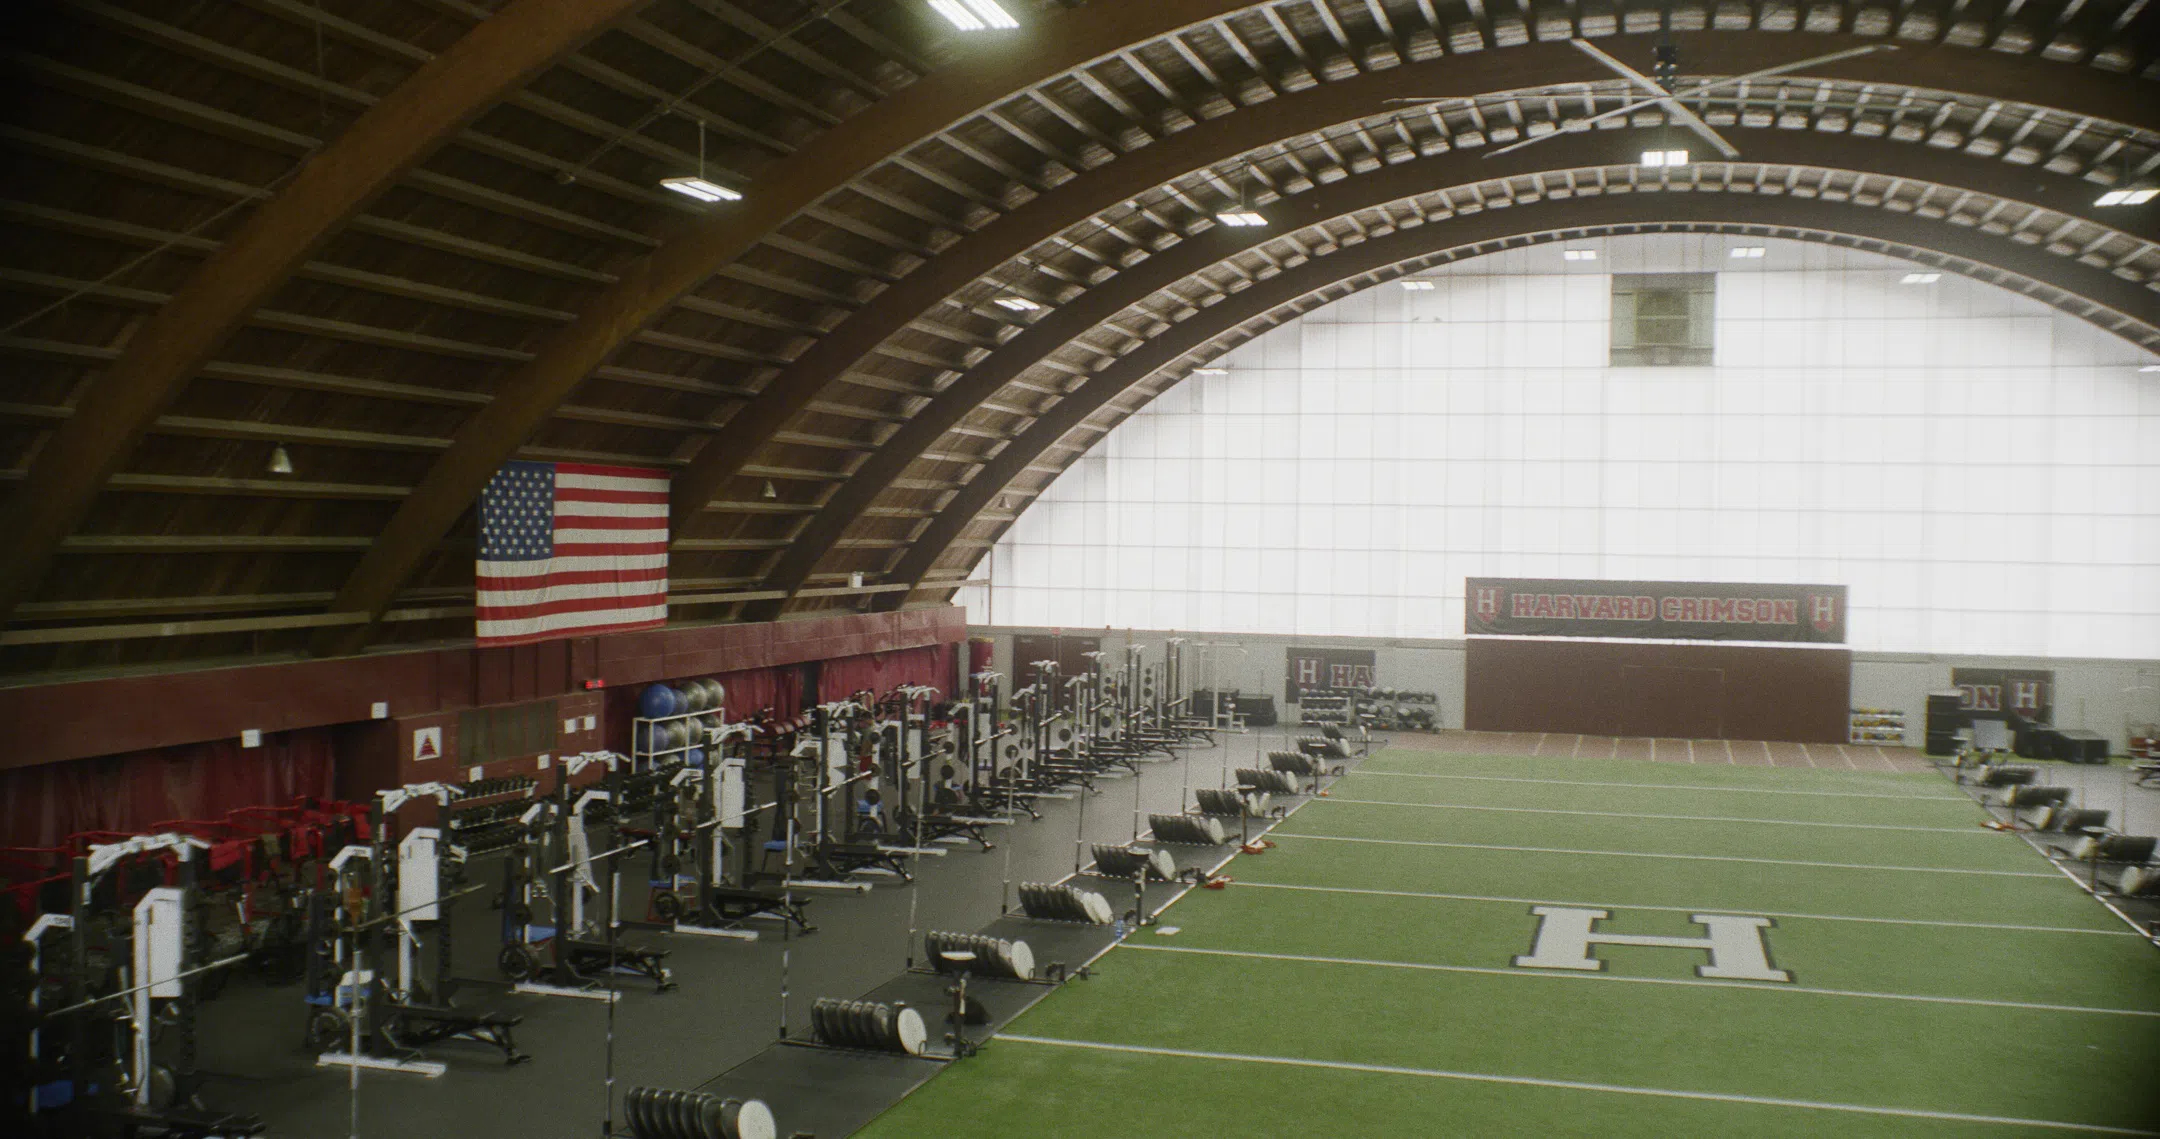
[268,444,294,475]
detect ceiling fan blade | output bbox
[1569,39,1739,159]
[1512,44,1899,139]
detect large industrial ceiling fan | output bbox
[1384,36,1898,161]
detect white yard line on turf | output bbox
[1121,942,2160,1018]
[1353,769,1969,801]
[995,1036,2160,1136]
[1316,797,1996,835]
[1267,832,2062,877]
[1234,881,2138,936]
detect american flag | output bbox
[476,461,669,646]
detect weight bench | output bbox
[918,811,1007,851]
[379,1001,529,1065]
[100,1103,267,1138]
[560,938,676,993]
[708,884,815,933]
[814,840,914,882]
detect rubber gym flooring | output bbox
[859,749,2160,1137]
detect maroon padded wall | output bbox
[1465,638,1850,743]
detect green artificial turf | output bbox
[856,751,2160,1138]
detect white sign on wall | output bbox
[412,725,443,762]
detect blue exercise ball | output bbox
[634,721,654,752]
[685,747,706,768]
[669,686,691,717]
[639,684,675,719]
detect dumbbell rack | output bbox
[1849,707,1906,745]
[1297,692,1352,726]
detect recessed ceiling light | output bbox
[1562,249,1598,262]
[1900,272,1941,284]
[659,176,741,203]
[994,296,1041,312]
[2139,364,2160,373]
[1216,211,1268,227]
[929,0,1018,30]
[1192,367,1228,375]
[1639,149,1689,167]
[2095,188,2158,207]
[1729,247,1766,259]
[1400,280,1435,291]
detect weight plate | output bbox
[674,1089,700,1139]
[893,1006,927,1055]
[623,1088,646,1137]
[730,1099,777,1139]
[1082,890,1111,925]
[855,1001,882,1051]
[811,1000,832,1046]
[871,1002,895,1050]
[1149,849,1177,881]
[1008,939,1035,981]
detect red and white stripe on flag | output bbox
[475,461,668,647]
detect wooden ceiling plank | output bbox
[0,0,648,628]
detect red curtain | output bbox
[0,728,337,850]
[819,643,957,703]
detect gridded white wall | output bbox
[978,235,2160,659]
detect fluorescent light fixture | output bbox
[1400,280,1435,291]
[994,296,1042,312]
[660,176,741,202]
[1192,367,1228,375]
[1640,149,1689,167]
[1562,249,1598,262]
[2139,364,2160,373]
[1216,211,1268,227]
[929,0,1018,30]
[267,444,293,475]
[1729,247,1766,259]
[1900,272,1941,284]
[2095,188,2158,206]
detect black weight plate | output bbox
[840,1000,868,1049]
[813,999,836,1046]
[695,1094,726,1139]
[624,1088,648,1137]
[672,1089,698,1139]
[871,1002,895,1051]
[853,1001,880,1051]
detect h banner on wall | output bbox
[1950,667,2054,724]
[1287,647,1376,704]
[1466,578,1848,644]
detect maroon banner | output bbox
[1466,578,1847,644]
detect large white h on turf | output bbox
[1512,907,1791,982]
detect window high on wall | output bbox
[1611,273,1715,366]
[975,235,2160,659]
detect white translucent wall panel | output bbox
[982,235,2160,658]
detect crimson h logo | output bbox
[1512,906,1791,982]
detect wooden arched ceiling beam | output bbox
[317,13,2156,653]
[311,0,1262,655]
[745,131,2156,618]
[874,196,2160,610]
[0,0,652,629]
[664,32,2158,539]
